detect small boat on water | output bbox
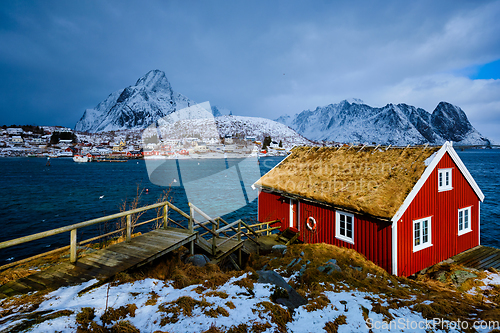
[73,155,89,163]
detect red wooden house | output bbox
[253,142,484,276]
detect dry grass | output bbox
[371,302,395,322]
[415,262,488,292]
[253,301,291,333]
[76,307,96,332]
[108,320,140,333]
[205,291,229,299]
[304,293,330,312]
[75,306,140,333]
[145,291,160,306]
[4,240,500,330]
[158,296,213,326]
[254,243,389,290]
[233,275,256,293]
[324,315,347,333]
[0,289,51,318]
[253,242,500,324]
[110,247,242,291]
[204,305,229,318]
[256,145,439,218]
[101,304,137,325]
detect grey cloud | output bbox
[0,0,499,142]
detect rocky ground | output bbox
[1,243,500,332]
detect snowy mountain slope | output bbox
[276,100,490,145]
[74,70,308,145]
[75,70,197,133]
[147,114,310,145]
[215,115,310,144]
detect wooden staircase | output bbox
[0,201,281,298]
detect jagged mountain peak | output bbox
[275,99,489,145]
[75,70,193,133]
[430,101,474,142]
[344,98,365,105]
[134,69,172,92]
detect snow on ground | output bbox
[469,271,500,296]
[3,272,491,333]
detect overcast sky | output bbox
[1,0,500,142]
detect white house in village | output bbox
[11,136,24,145]
[269,141,281,149]
[7,128,23,135]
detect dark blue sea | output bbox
[0,156,283,264]
[0,150,499,265]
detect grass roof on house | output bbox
[256,145,440,219]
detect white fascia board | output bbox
[391,142,449,223]
[391,141,485,224]
[446,143,485,202]
[392,220,398,276]
[478,201,481,246]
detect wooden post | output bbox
[126,214,131,242]
[189,204,195,255]
[212,222,217,256]
[189,205,194,233]
[70,229,77,263]
[238,221,242,267]
[163,204,169,229]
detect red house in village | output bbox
[254,142,484,277]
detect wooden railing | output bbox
[188,203,280,257]
[0,200,192,270]
[243,220,281,236]
[0,200,282,271]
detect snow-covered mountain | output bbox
[147,114,310,145]
[276,100,490,145]
[76,70,488,146]
[74,69,305,145]
[75,70,235,133]
[75,70,199,132]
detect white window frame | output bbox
[438,168,453,192]
[458,206,472,236]
[413,216,432,252]
[335,211,354,244]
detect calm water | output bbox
[456,150,500,247]
[0,150,499,264]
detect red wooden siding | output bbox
[259,191,393,274]
[397,152,480,277]
[298,200,393,274]
[258,191,290,230]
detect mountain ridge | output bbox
[276,100,490,145]
[75,70,489,145]
[75,70,195,133]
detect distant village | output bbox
[0,125,293,160]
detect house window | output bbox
[413,217,432,252]
[335,211,354,244]
[438,168,453,191]
[458,206,472,236]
